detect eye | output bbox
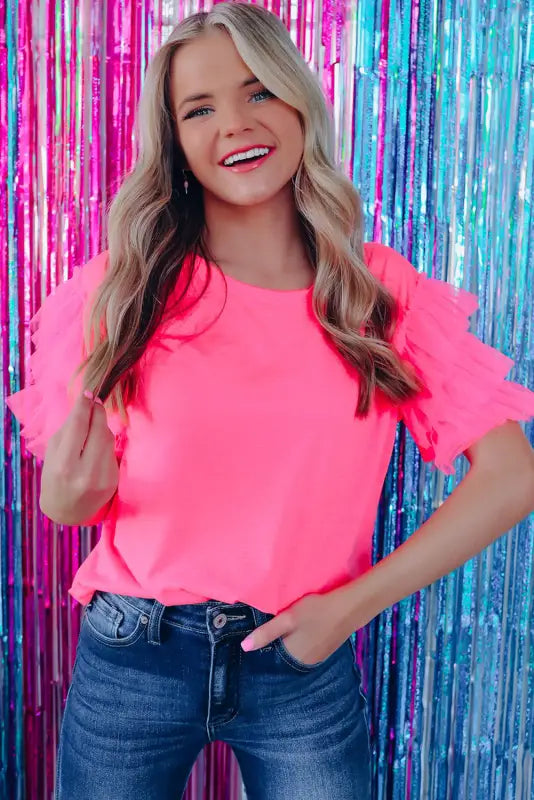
[250,88,275,103]
[183,106,212,120]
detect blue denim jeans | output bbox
[55,590,372,799]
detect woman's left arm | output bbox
[341,420,534,626]
[241,421,534,657]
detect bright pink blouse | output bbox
[7,243,534,613]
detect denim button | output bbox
[213,613,227,629]
[140,615,149,624]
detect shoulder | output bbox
[30,249,110,332]
[77,249,110,298]
[362,241,420,311]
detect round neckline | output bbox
[218,267,314,296]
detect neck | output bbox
[201,184,312,283]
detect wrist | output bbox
[336,571,383,632]
[39,490,115,526]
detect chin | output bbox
[229,195,277,207]
[215,183,293,208]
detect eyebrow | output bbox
[177,76,261,113]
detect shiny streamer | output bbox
[1,1,533,798]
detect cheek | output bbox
[283,120,304,165]
[275,109,304,155]
[177,127,210,171]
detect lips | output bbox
[218,145,274,166]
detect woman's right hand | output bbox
[40,391,120,525]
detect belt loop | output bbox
[146,599,166,645]
[251,607,273,628]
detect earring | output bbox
[182,168,189,196]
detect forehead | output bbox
[169,28,250,94]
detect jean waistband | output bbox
[94,590,275,634]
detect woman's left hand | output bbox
[240,589,361,666]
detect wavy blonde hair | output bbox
[77,1,423,424]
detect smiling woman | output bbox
[169,27,305,213]
[75,2,420,417]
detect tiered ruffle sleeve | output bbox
[365,242,534,475]
[6,251,112,461]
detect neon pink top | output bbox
[7,243,534,613]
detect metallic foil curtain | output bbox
[1,0,533,798]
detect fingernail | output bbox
[83,389,104,406]
[241,636,254,652]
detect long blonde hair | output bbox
[77,1,423,424]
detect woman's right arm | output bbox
[40,393,120,526]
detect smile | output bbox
[219,146,275,172]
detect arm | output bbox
[240,422,534,658]
[341,421,534,626]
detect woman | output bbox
[7,3,534,799]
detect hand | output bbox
[240,590,357,666]
[40,390,119,525]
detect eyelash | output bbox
[183,88,275,120]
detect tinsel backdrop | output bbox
[1,0,533,798]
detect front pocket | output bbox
[83,591,148,647]
[347,633,364,683]
[273,636,340,672]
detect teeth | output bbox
[223,147,270,166]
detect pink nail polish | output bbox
[241,637,254,651]
[83,389,104,406]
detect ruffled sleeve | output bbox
[6,251,110,462]
[364,242,534,475]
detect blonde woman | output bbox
[7,3,534,798]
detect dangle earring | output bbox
[182,168,189,196]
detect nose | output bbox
[217,101,254,137]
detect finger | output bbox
[57,391,98,457]
[241,613,293,652]
[78,390,105,451]
[80,401,114,460]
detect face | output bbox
[169,28,304,208]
